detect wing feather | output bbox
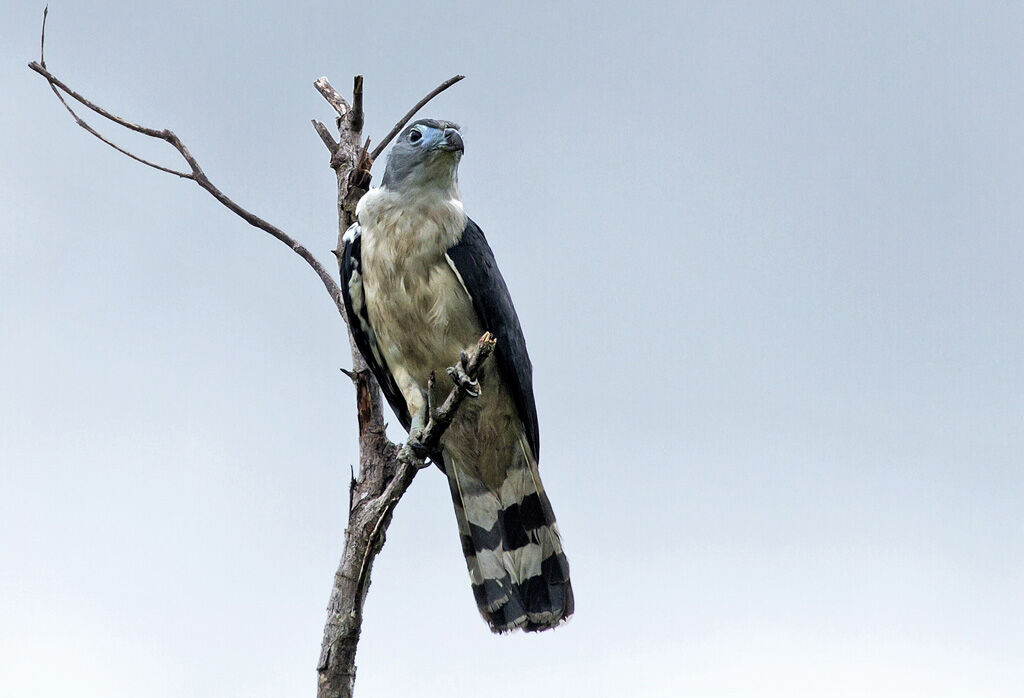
[339,223,412,432]
[446,219,541,460]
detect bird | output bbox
[338,119,573,633]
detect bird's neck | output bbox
[357,186,467,253]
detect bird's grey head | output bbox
[381,119,463,195]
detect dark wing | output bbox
[339,223,412,432]
[446,218,540,460]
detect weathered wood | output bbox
[312,76,472,698]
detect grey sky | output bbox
[2,1,1021,696]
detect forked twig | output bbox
[28,11,345,315]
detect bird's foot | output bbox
[398,428,432,468]
[446,351,480,397]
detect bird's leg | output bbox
[398,388,432,466]
[446,350,480,397]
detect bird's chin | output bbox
[435,145,464,155]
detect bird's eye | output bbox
[409,129,422,144]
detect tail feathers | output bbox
[469,551,572,632]
[447,444,573,633]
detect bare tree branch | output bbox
[46,80,195,178]
[315,77,352,121]
[316,333,494,698]
[33,10,192,179]
[40,5,47,68]
[30,62,170,140]
[312,74,392,698]
[350,76,364,133]
[313,119,339,152]
[31,10,472,697]
[310,72,477,698]
[29,11,345,316]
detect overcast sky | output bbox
[2,2,1022,696]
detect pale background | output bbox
[2,2,1021,697]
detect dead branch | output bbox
[28,18,344,316]
[30,10,470,698]
[310,72,469,698]
[315,334,494,698]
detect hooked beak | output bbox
[437,127,464,153]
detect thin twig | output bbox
[369,75,465,161]
[34,13,188,177]
[39,5,47,68]
[313,119,339,151]
[28,10,346,317]
[29,61,167,139]
[350,76,364,133]
[44,79,193,178]
[356,136,372,179]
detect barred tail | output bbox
[445,438,573,633]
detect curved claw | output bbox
[398,444,432,468]
[399,429,432,468]
[446,354,480,398]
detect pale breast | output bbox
[356,188,525,489]
[358,188,480,387]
